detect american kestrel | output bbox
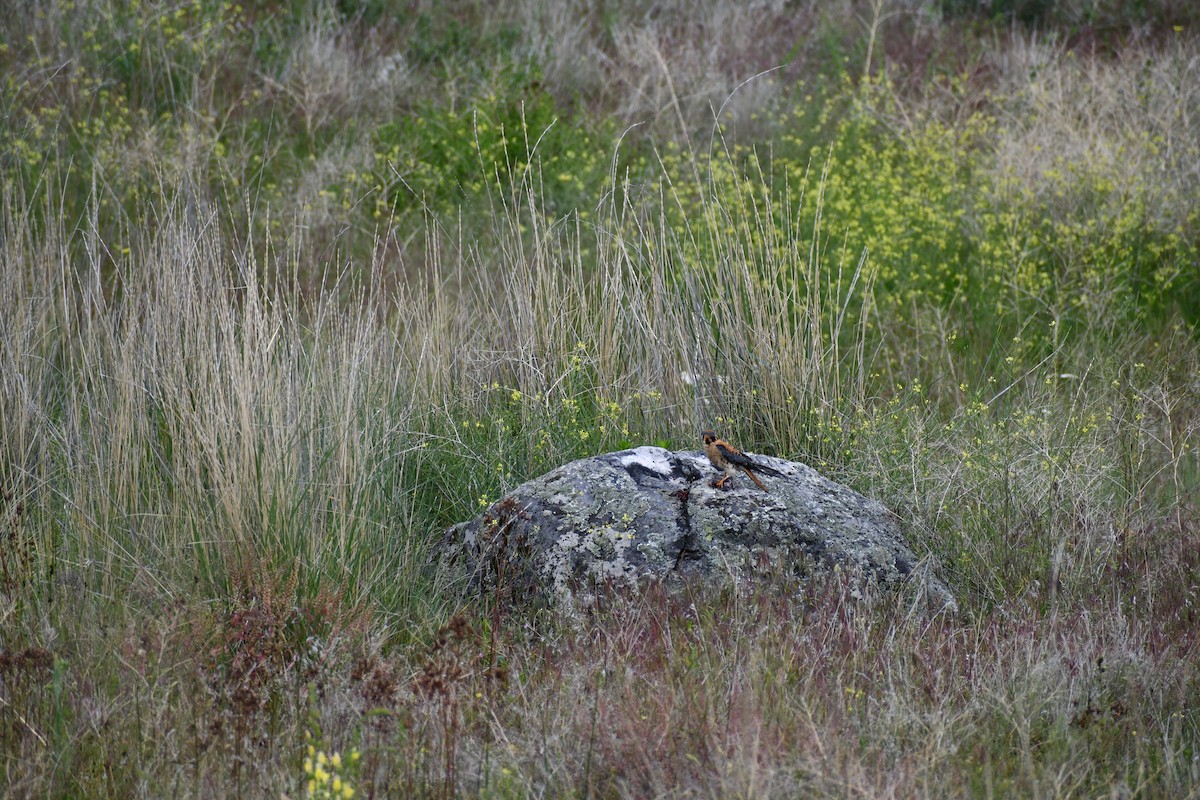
[701,430,783,492]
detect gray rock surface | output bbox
[441,446,956,613]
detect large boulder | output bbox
[441,446,955,613]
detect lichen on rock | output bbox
[440,446,955,614]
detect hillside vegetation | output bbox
[2,1,1198,796]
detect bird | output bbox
[701,430,783,492]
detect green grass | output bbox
[2,1,1199,797]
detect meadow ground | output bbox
[2,1,1199,796]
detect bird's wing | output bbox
[715,442,753,467]
[749,460,784,477]
[718,443,784,476]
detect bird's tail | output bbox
[741,466,769,493]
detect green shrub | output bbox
[360,67,612,223]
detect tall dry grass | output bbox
[2,4,1199,795]
[0,143,873,612]
[3,165,1197,800]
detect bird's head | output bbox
[701,430,717,446]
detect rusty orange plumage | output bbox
[701,430,782,493]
